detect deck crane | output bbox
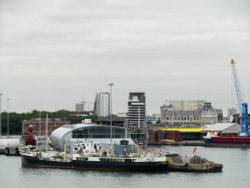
[230,59,249,136]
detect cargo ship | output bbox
[204,136,250,148]
[204,103,250,148]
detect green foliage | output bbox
[0,110,98,135]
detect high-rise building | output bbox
[128,92,146,129]
[94,92,109,117]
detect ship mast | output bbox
[45,113,48,151]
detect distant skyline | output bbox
[0,0,249,115]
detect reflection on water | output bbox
[1,146,250,188]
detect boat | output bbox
[20,118,170,172]
[20,117,223,172]
[20,142,224,173]
[205,60,249,148]
[165,153,223,172]
[204,103,250,148]
[20,141,169,172]
[204,136,250,148]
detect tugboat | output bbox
[165,153,223,172]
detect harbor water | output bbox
[1,146,250,188]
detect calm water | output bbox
[1,146,250,188]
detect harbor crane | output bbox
[230,59,243,113]
[230,59,249,136]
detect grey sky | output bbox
[0,0,249,115]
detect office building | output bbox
[128,92,146,129]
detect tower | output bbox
[128,92,146,130]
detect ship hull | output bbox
[167,162,222,172]
[21,155,168,172]
[204,136,250,148]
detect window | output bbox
[72,126,125,139]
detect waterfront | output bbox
[1,146,250,188]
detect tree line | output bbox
[0,110,98,135]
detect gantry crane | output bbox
[230,59,249,136]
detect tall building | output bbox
[94,92,110,117]
[75,101,92,112]
[128,92,146,129]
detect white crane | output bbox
[230,59,249,136]
[230,59,243,114]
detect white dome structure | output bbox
[50,123,135,151]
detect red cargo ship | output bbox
[204,136,250,148]
[204,102,249,148]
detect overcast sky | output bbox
[0,0,249,115]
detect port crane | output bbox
[230,59,249,136]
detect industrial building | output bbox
[203,123,241,136]
[22,118,70,136]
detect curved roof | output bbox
[51,123,126,140]
[51,123,101,139]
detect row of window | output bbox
[72,126,125,139]
[162,117,201,121]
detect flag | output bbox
[192,147,197,154]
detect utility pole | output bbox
[108,83,114,147]
[0,93,2,137]
[7,98,10,136]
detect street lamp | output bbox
[108,83,114,147]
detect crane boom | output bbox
[230,59,243,114]
[230,59,249,136]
